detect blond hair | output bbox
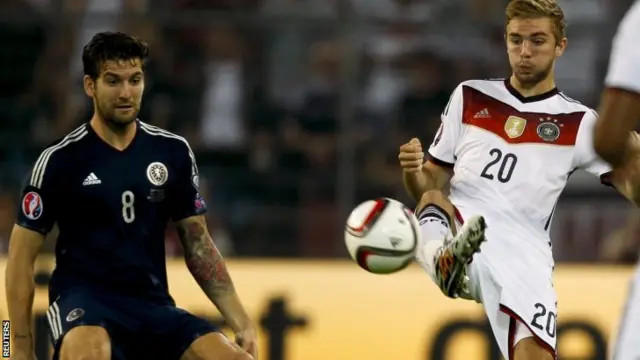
[505,0,566,41]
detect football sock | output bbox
[416,204,453,282]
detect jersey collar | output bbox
[86,119,141,153]
[503,78,559,103]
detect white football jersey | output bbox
[428,79,612,277]
[605,0,640,94]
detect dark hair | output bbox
[82,31,150,79]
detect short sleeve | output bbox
[427,84,464,167]
[604,1,640,94]
[170,140,208,221]
[15,151,59,234]
[573,110,613,184]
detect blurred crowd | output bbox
[0,0,638,262]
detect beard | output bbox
[96,100,139,130]
[513,60,554,88]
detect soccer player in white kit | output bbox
[399,1,640,359]
[593,2,640,359]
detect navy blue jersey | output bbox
[16,121,207,304]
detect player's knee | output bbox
[417,190,453,214]
[182,332,251,360]
[513,337,554,360]
[60,326,111,360]
[418,189,445,206]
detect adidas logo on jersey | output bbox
[473,108,491,119]
[82,173,101,186]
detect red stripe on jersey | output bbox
[461,86,583,145]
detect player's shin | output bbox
[415,204,452,282]
[415,239,445,283]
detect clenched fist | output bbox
[398,138,425,173]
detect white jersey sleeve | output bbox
[605,1,640,94]
[574,110,613,179]
[428,84,464,166]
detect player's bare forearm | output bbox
[177,216,234,295]
[608,133,640,206]
[176,215,252,332]
[6,262,36,342]
[595,88,640,167]
[5,226,44,344]
[402,170,428,201]
[403,162,451,201]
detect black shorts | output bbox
[46,288,220,360]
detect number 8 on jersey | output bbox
[122,190,135,223]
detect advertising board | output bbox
[0,258,633,359]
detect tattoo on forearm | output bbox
[178,218,234,296]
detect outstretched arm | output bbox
[6,226,45,349]
[9,152,58,355]
[169,138,256,355]
[595,2,640,166]
[594,89,640,167]
[175,215,251,333]
[605,132,640,206]
[400,84,464,202]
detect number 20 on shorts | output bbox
[530,303,557,338]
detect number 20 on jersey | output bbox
[480,148,518,183]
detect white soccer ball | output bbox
[344,198,420,274]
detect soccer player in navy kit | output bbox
[5,32,257,360]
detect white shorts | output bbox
[451,209,558,360]
[612,266,640,360]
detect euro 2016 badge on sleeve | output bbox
[147,162,169,186]
[22,191,43,220]
[194,193,206,210]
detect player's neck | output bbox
[89,116,137,151]
[509,75,556,98]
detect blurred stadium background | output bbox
[0,0,639,359]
